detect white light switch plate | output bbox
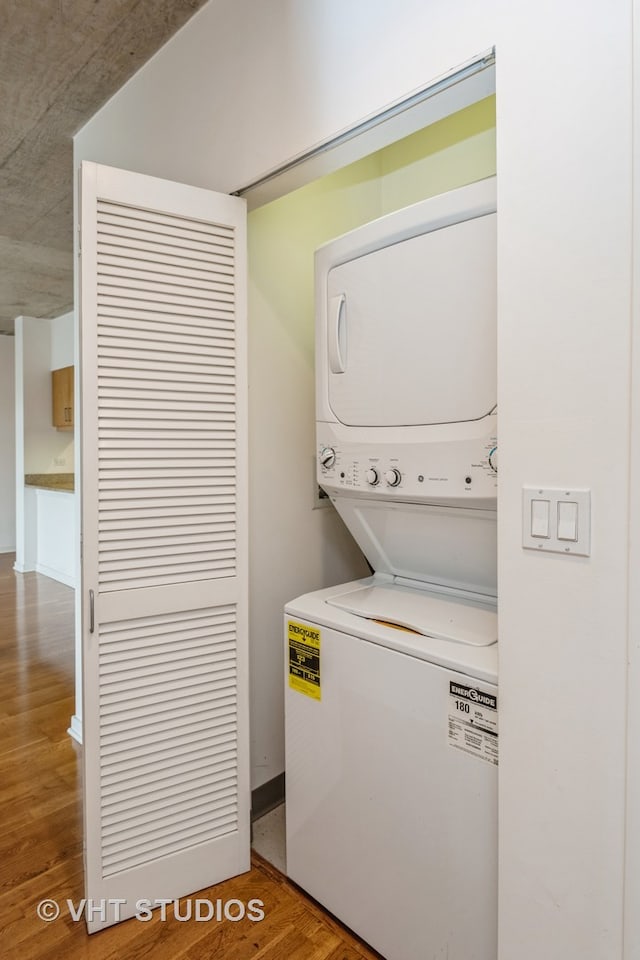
[522,487,591,557]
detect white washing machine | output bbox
[285,178,498,960]
[285,577,498,960]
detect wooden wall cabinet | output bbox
[52,365,74,430]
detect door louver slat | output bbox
[100,704,236,749]
[101,696,236,730]
[96,296,234,321]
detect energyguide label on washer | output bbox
[288,621,321,700]
[447,681,498,765]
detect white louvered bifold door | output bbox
[79,162,249,933]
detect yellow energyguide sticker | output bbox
[288,620,321,700]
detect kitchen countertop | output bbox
[25,473,75,492]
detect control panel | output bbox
[318,434,497,505]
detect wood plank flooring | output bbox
[0,555,381,960]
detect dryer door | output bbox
[327,210,496,427]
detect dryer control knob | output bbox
[365,468,379,486]
[384,468,402,487]
[488,447,498,473]
[319,446,336,469]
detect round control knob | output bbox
[384,468,402,487]
[365,468,380,486]
[320,447,336,469]
[488,446,498,474]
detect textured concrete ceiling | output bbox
[0,0,209,335]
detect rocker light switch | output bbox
[523,488,591,557]
[531,499,550,538]
[557,501,578,541]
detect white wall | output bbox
[22,317,53,473]
[14,313,76,572]
[20,315,74,475]
[625,3,640,952]
[0,337,15,552]
[50,310,75,474]
[497,7,632,957]
[73,1,636,956]
[50,310,74,370]
[15,316,52,571]
[74,0,498,195]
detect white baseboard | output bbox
[35,562,76,588]
[0,545,16,554]
[68,714,83,745]
[13,560,35,573]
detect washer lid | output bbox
[326,581,497,646]
[331,496,497,598]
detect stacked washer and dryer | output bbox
[284,178,498,960]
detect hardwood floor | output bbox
[0,555,381,960]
